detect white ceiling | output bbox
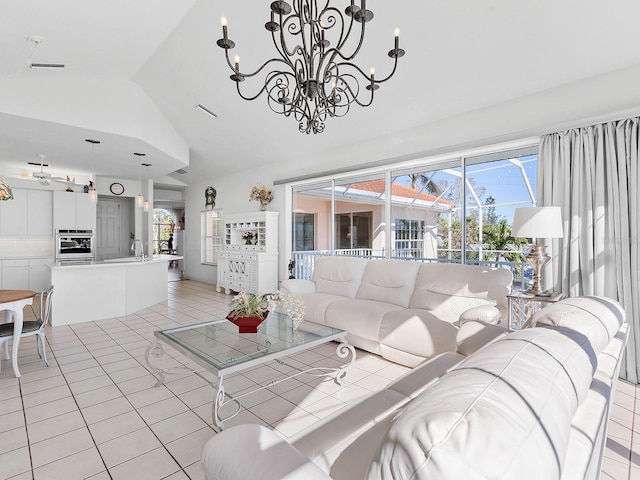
[2,0,640,187]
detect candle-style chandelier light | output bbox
[217,1,405,134]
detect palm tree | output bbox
[409,173,441,195]
[482,219,528,269]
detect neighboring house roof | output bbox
[349,179,456,207]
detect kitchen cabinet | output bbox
[1,258,53,291]
[2,259,29,290]
[53,191,96,230]
[0,188,53,236]
[28,258,53,291]
[216,211,279,295]
[28,189,53,236]
[0,188,28,235]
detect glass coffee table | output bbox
[144,311,356,431]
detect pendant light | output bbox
[134,152,146,208]
[85,139,100,204]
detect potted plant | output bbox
[226,291,270,333]
[250,184,273,211]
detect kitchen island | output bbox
[50,255,183,326]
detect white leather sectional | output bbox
[202,296,629,480]
[280,256,514,367]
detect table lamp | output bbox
[511,206,563,297]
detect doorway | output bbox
[96,197,132,260]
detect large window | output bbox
[201,209,223,265]
[391,160,461,261]
[152,209,175,255]
[287,144,538,287]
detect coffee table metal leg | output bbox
[145,339,197,387]
[334,340,357,386]
[145,340,167,386]
[213,374,226,431]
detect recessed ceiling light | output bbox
[195,103,218,119]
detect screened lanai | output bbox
[289,146,538,289]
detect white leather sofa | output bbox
[280,256,513,367]
[201,296,629,480]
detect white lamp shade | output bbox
[512,206,563,239]
[136,194,144,207]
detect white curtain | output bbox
[538,118,640,382]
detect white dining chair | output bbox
[0,285,54,367]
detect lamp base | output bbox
[524,242,552,297]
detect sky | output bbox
[396,154,538,225]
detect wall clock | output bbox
[110,182,125,195]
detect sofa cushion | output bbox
[325,299,403,343]
[532,295,625,358]
[379,309,459,364]
[355,259,420,308]
[409,263,512,322]
[312,256,369,298]
[296,293,346,325]
[368,327,597,480]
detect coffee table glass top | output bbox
[154,311,345,372]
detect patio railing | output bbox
[290,250,531,291]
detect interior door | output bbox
[96,199,122,260]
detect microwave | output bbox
[55,229,95,261]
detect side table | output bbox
[507,291,567,330]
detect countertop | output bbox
[51,254,183,268]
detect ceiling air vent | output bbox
[175,169,188,174]
[30,63,65,69]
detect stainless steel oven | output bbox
[55,229,95,262]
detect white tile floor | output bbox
[0,277,638,479]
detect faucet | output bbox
[131,239,145,259]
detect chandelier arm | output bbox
[369,56,400,84]
[224,48,291,80]
[235,80,270,102]
[334,76,374,108]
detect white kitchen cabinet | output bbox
[53,191,97,230]
[29,258,53,292]
[0,187,28,235]
[0,188,52,237]
[216,211,279,295]
[1,258,53,291]
[2,259,29,290]
[27,189,53,236]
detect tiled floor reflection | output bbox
[0,278,637,479]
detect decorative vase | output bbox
[226,311,269,333]
[245,238,253,245]
[259,200,268,211]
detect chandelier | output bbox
[217,1,405,134]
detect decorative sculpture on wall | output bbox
[205,186,217,210]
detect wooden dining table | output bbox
[0,289,37,378]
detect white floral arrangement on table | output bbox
[266,291,306,330]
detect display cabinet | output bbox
[216,211,279,295]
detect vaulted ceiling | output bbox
[2,1,640,188]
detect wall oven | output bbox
[55,229,95,262]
